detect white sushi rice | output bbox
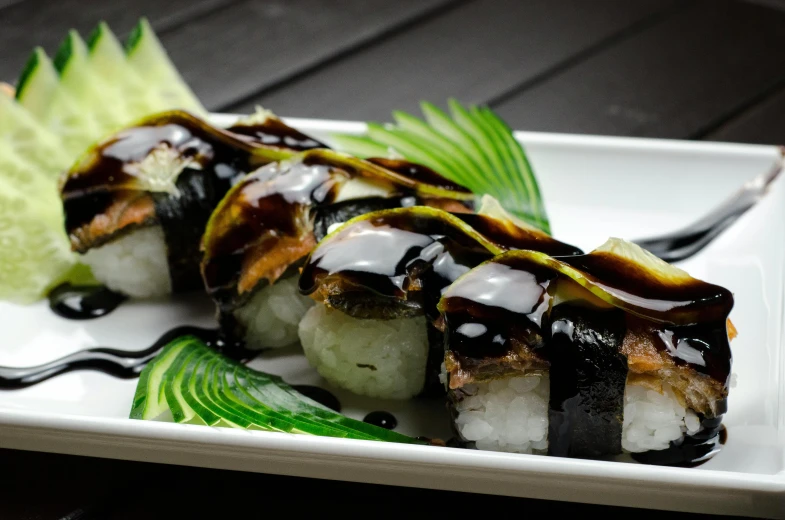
[82,226,172,298]
[622,384,701,453]
[298,303,429,399]
[234,276,314,349]
[454,376,701,455]
[455,375,550,453]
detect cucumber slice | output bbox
[15,48,59,122]
[15,48,102,156]
[478,107,550,233]
[326,134,391,158]
[366,123,468,186]
[130,336,421,443]
[0,92,72,174]
[0,175,78,304]
[162,347,203,424]
[55,30,129,132]
[437,100,497,177]
[130,337,191,420]
[392,110,483,187]
[126,18,206,116]
[181,351,227,426]
[87,22,167,119]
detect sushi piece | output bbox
[297,206,582,399]
[200,150,476,350]
[438,239,734,464]
[60,110,299,297]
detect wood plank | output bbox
[492,0,785,138]
[160,0,459,111]
[229,0,676,120]
[704,85,785,144]
[0,0,236,84]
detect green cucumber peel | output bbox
[330,99,550,233]
[130,337,422,444]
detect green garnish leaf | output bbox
[329,98,551,234]
[130,335,423,444]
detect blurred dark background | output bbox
[3,0,785,144]
[0,0,781,518]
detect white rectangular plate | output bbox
[0,116,783,518]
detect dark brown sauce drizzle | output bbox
[291,385,341,412]
[364,411,397,430]
[299,211,499,321]
[48,284,126,320]
[227,117,326,151]
[0,327,254,390]
[366,158,470,193]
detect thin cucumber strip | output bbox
[55,30,129,132]
[243,370,416,443]
[87,22,167,119]
[326,134,391,158]
[393,110,485,185]
[450,104,516,199]
[182,351,224,426]
[469,106,521,199]
[126,18,205,116]
[481,108,550,233]
[14,48,101,156]
[235,370,360,437]
[228,368,345,436]
[421,101,496,178]
[207,360,278,430]
[130,337,191,420]
[15,48,59,120]
[163,347,203,424]
[366,124,469,187]
[0,93,72,174]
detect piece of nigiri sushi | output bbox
[200,150,476,350]
[60,110,296,297]
[438,239,734,464]
[297,205,582,399]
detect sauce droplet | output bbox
[363,411,397,430]
[48,284,127,320]
[292,385,341,412]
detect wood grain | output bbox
[0,0,238,84]
[230,0,675,120]
[704,85,785,144]
[492,0,785,137]
[158,0,460,110]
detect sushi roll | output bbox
[297,205,582,399]
[200,150,476,350]
[438,239,734,464]
[60,110,300,298]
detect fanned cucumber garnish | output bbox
[130,335,422,444]
[126,18,206,116]
[1,18,207,303]
[329,98,551,234]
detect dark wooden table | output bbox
[2,0,784,517]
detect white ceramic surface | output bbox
[0,116,783,517]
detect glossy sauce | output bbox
[62,115,257,242]
[364,411,398,430]
[292,385,341,412]
[228,117,326,151]
[367,158,471,193]
[441,250,734,465]
[0,326,253,390]
[48,284,126,320]
[299,211,498,320]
